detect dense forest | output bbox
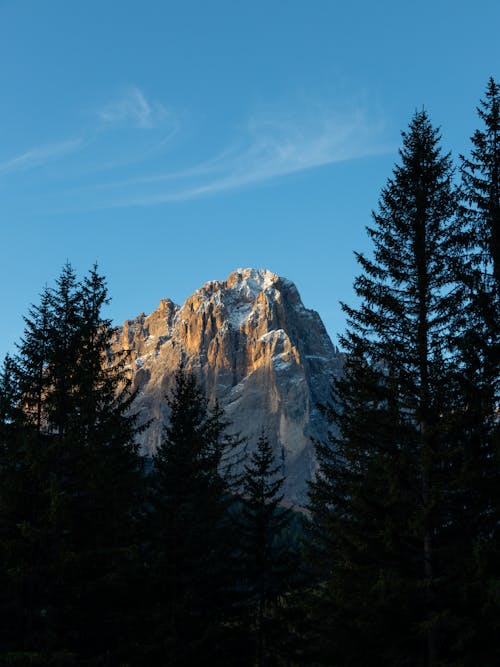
[0,79,498,666]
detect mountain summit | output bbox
[112,268,342,503]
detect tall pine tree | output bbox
[0,264,145,665]
[147,364,241,665]
[461,77,500,288]
[308,110,463,666]
[237,432,295,667]
[447,78,500,664]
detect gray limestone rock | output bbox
[111,268,342,504]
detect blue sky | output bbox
[1,0,499,357]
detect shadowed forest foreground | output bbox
[0,79,499,666]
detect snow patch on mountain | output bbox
[112,268,343,504]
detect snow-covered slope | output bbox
[112,268,343,504]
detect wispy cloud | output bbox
[0,86,176,182]
[0,138,82,175]
[1,93,393,212]
[106,106,391,206]
[98,86,172,129]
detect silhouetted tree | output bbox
[308,111,463,666]
[444,78,500,664]
[237,432,295,667]
[0,264,145,665]
[461,77,500,288]
[147,364,241,665]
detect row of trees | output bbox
[0,266,145,664]
[307,79,500,665]
[0,266,297,666]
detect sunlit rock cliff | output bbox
[112,268,342,503]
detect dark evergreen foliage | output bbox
[146,363,242,665]
[446,77,500,664]
[0,264,144,665]
[308,110,465,666]
[1,81,499,666]
[236,432,295,667]
[461,77,500,288]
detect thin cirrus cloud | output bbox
[0,93,391,210]
[105,106,392,207]
[0,138,83,176]
[98,86,173,130]
[0,88,176,182]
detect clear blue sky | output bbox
[1,0,499,357]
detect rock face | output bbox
[112,268,342,504]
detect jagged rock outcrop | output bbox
[112,268,342,504]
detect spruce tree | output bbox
[0,354,20,439]
[147,364,240,665]
[0,264,144,665]
[447,78,500,663]
[16,285,53,435]
[237,432,294,667]
[308,110,462,666]
[0,354,27,652]
[461,77,500,288]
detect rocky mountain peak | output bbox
[112,268,342,504]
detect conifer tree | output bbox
[447,78,500,663]
[0,264,144,665]
[16,286,53,435]
[0,354,26,651]
[308,111,462,666]
[0,354,20,438]
[461,77,500,288]
[147,364,240,665]
[237,432,294,667]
